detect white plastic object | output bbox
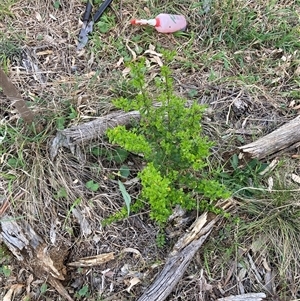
[131,13,187,33]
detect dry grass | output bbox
[1,0,300,300]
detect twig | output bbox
[0,192,25,216]
[0,68,35,124]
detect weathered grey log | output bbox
[239,115,300,159]
[1,215,42,261]
[217,292,267,301]
[137,213,216,301]
[50,110,140,160]
[137,200,233,301]
[0,214,74,301]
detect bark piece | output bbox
[68,252,115,267]
[239,116,300,159]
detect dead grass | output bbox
[1,0,300,300]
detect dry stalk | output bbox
[0,68,35,124]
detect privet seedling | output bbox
[107,55,229,228]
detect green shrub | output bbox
[107,55,229,227]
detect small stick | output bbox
[0,192,25,216]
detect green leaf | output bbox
[55,187,68,199]
[91,147,108,156]
[78,285,89,297]
[7,157,18,168]
[86,180,99,192]
[258,163,269,173]
[40,283,48,294]
[237,135,244,143]
[188,89,198,98]
[107,148,129,163]
[118,180,131,216]
[219,172,231,179]
[56,116,65,130]
[0,265,11,277]
[68,105,78,119]
[231,154,239,170]
[119,165,130,178]
[53,1,60,9]
[97,21,111,33]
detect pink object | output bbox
[131,13,187,33]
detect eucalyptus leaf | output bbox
[118,180,131,216]
[231,154,239,170]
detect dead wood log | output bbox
[217,292,267,301]
[137,213,216,301]
[239,115,300,159]
[137,228,212,301]
[49,110,140,160]
[0,214,74,301]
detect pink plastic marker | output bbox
[131,13,187,33]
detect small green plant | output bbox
[0,244,11,277]
[53,0,60,9]
[219,154,268,197]
[106,56,229,228]
[76,284,90,298]
[68,105,78,120]
[156,231,166,248]
[0,38,22,68]
[102,206,128,226]
[95,14,115,34]
[86,180,99,192]
[56,116,66,130]
[55,104,79,130]
[63,198,81,230]
[91,146,129,163]
[55,187,68,199]
[0,265,11,277]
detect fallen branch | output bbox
[50,110,140,160]
[137,200,233,301]
[217,292,267,301]
[239,115,300,159]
